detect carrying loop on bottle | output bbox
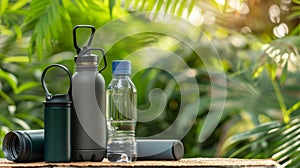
[80,48,107,73]
[73,25,96,55]
[41,64,72,100]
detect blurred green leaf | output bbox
[286,101,300,117]
[0,69,18,92]
[3,56,30,63]
[171,0,179,14]
[146,0,156,12]
[124,0,130,11]
[152,0,164,19]
[293,0,300,5]
[109,0,115,19]
[165,0,172,14]
[223,118,300,166]
[0,90,14,105]
[139,0,147,11]
[10,0,29,11]
[11,118,30,130]
[187,0,195,16]
[132,0,140,11]
[0,25,13,35]
[280,62,288,84]
[0,0,9,15]
[177,0,186,17]
[25,0,72,59]
[0,115,14,128]
[223,121,281,149]
[14,113,44,128]
[15,82,40,94]
[13,25,22,41]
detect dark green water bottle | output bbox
[41,64,72,162]
[2,130,44,162]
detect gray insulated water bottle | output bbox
[71,25,107,161]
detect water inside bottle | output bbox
[107,120,137,162]
[106,72,137,162]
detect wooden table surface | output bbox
[0,158,282,167]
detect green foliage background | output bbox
[1,0,300,167]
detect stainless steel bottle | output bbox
[71,25,107,161]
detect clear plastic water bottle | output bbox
[106,60,137,162]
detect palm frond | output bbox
[110,0,196,20]
[222,117,300,167]
[23,0,72,60]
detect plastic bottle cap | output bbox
[112,60,131,75]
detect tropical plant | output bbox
[220,35,300,167]
[1,1,300,167]
[0,0,115,157]
[215,0,300,167]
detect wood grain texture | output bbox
[0,158,282,167]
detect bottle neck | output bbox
[76,64,98,71]
[112,74,131,79]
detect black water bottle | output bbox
[41,64,72,162]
